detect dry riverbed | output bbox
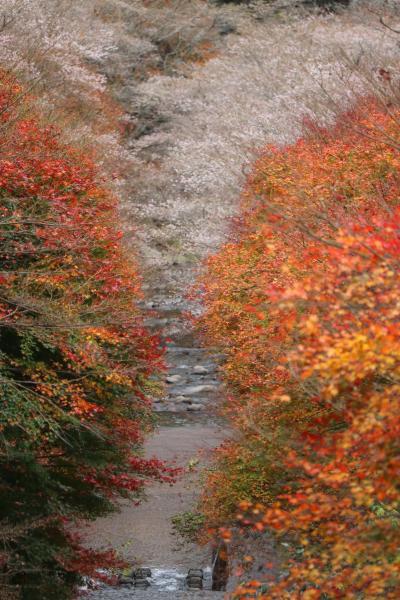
[85,422,225,568]
[84,416,226,595]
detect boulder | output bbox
[182,384,216,395]
[188,569,203,577]
[187,575,203,589]
[118,576,134,586]
[166,374,182,383]
[174,396,194,404]
[134,568,152,579]
[174,395,189,403]
[193,365,209,374]
[135,578,150,589]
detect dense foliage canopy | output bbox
[0,71,172,600]
[197,99,400,598]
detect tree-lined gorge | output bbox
[0,2,399,599]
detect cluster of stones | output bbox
[143,298,222,413]
[186,568,204,590]
[161,350,220,412]
[118,568,152,589]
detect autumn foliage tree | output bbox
[197,98,400,597]
[0,71,173,600]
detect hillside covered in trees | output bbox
[0,70,179,600]
[197,92,400,600]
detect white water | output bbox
[150,568,186,591]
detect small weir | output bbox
[86,565,226,598]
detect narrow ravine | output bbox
[83,3,396,597]
[1,3,398,599]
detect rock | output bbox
[187,403,202,411]
[193,365,209,375]
[166,346,202,355]
[182,384,217,395]
[174,395,191,403]
[84,577,97,590]
[135,578,150,589]
[188,569,203,577]
[166,374,182,383]
[118,576,134,586]
[145,317,169,328]
[187,575,203,589]
[134,568,152,579]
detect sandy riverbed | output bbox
[84,422,226,571]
